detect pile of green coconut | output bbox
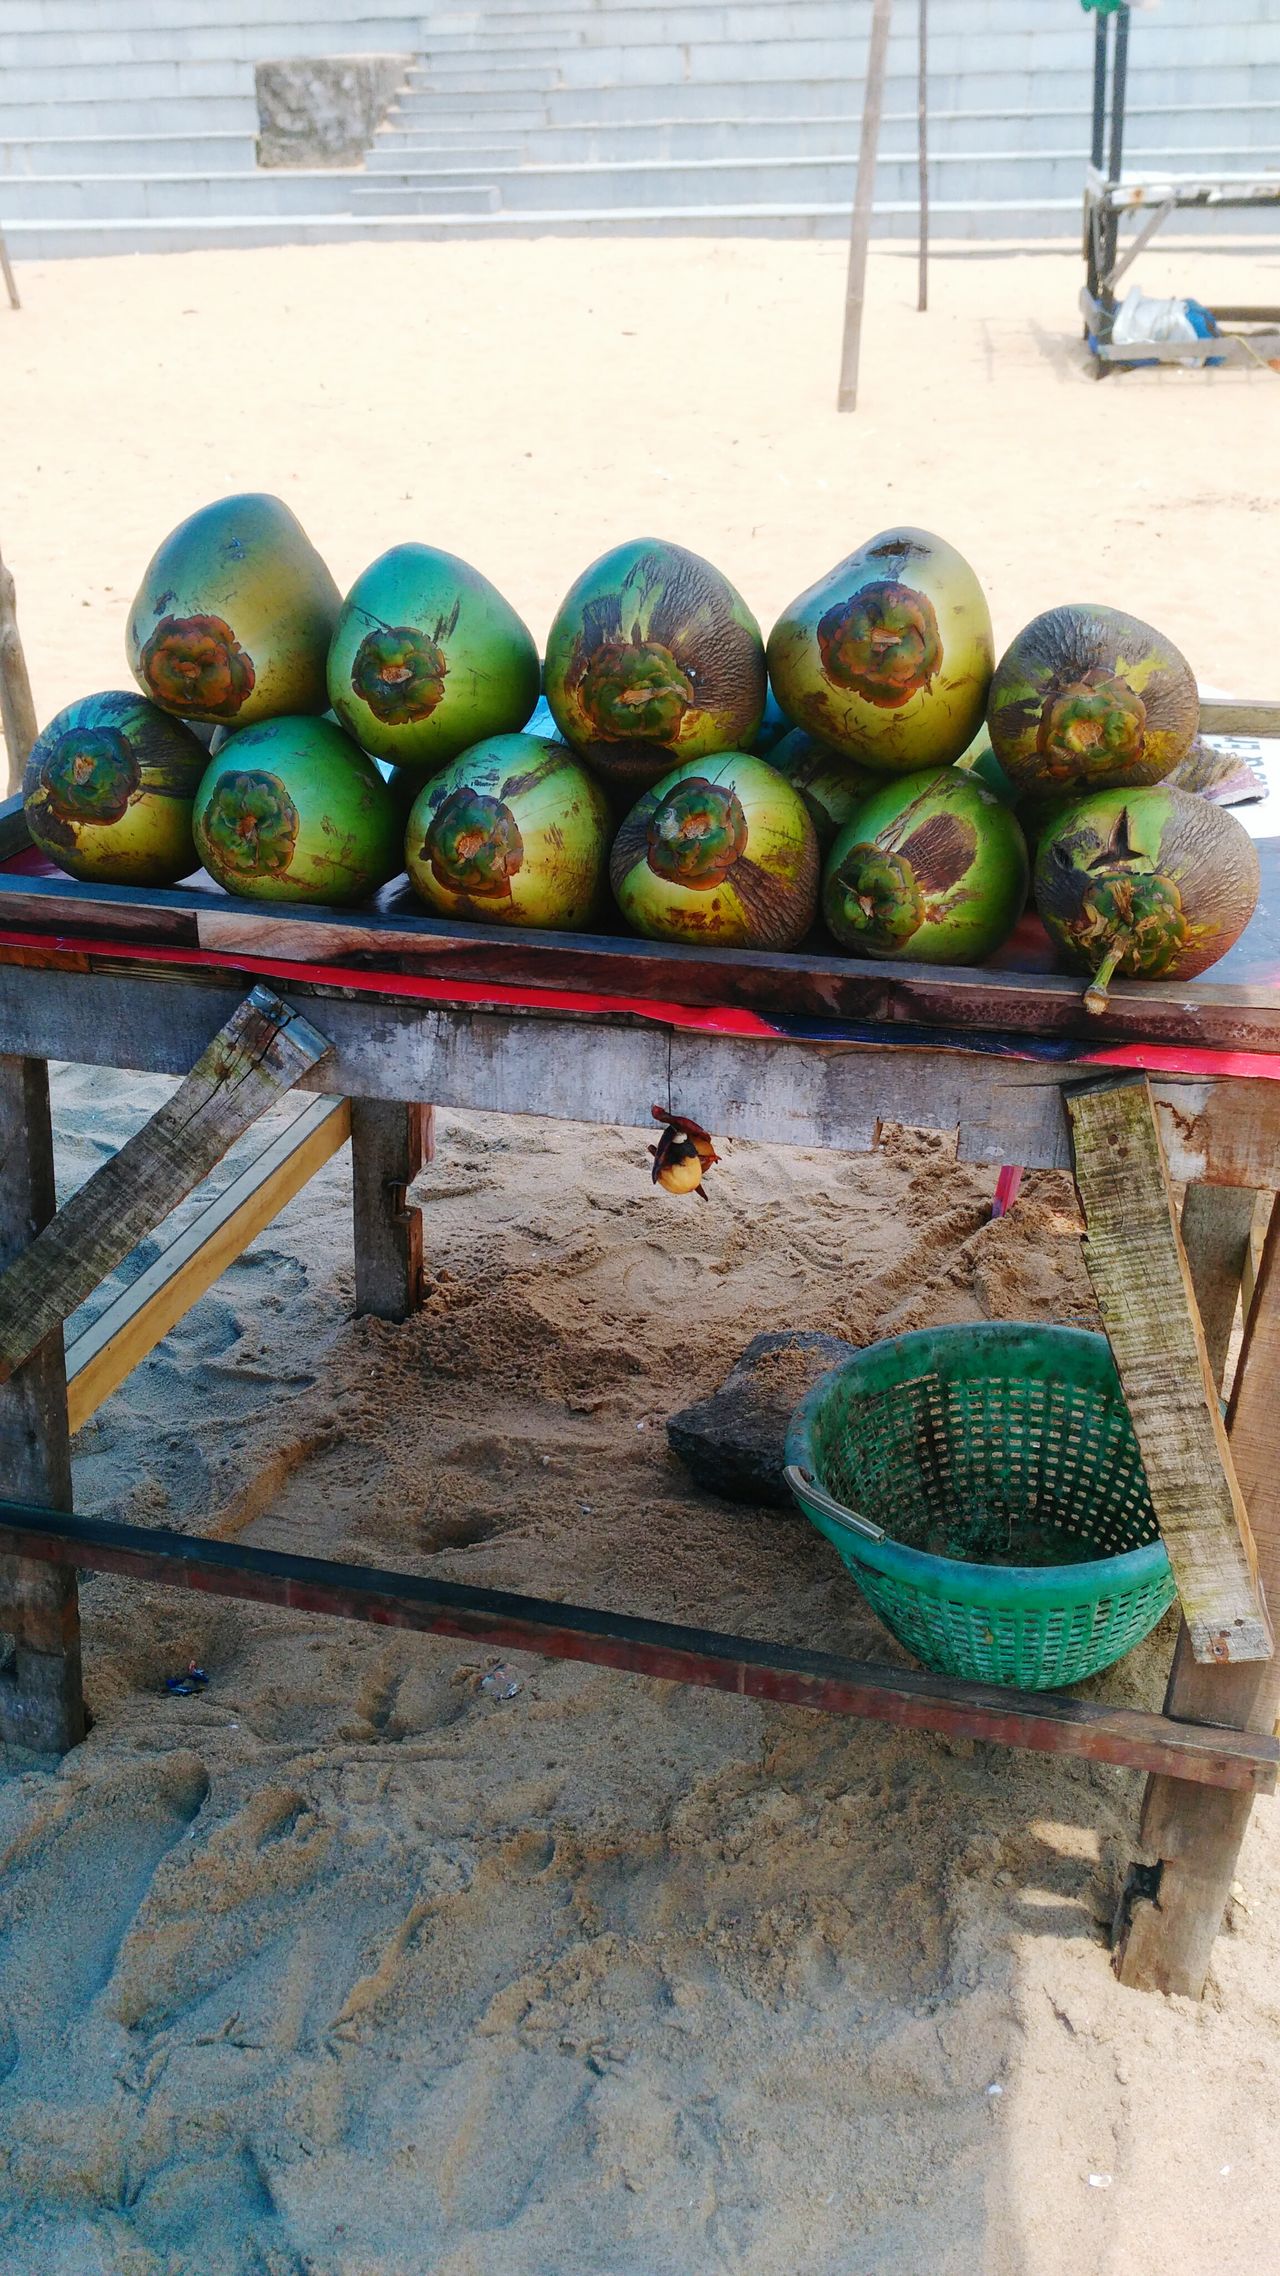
[23,494,1261,1014]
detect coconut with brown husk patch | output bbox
[1033,783,1259,1014]
[987,604,1198,796]
[823,766,1028,964]
[405,731,611,930]
[766,527,994,773]
[610,751,818,950]
[544,539,767,792]
[24,690,207,885]
[767,726,881,854]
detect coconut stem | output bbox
[1083,935,1129,1016]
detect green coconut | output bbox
[23,691,207,885]
[1033,784,1260,1013]
[327,543,539,772]
[768,726,881,854]
[193,716,401,905]
[987,604,1198,796]
[610,751,818,951]
[405,732,611,930]
[823,767,1028,964]
[767,527,994,774]
[127,494,340,728]
[544,539,767,792]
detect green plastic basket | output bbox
[784,1322,1175,1691]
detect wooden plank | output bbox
[0,1499,1275,1792]
[0,985,331,1386]
[64,1095,352,1433]
[1066,1074,1272,1664]
[1180,1184,1258,1390]
[0,233,19,313]
[1115,1204,1280,1993]
[0,546,38,800]
[2,962,1280,1190]
[0,1057,84,1752]
[1198,698,1280,739]
[350,1099,433,1322]
[837,0,892,411]
[2,861,1280,1051]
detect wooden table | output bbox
[1,773,1279,2001]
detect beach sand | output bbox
[2,239,1280,2275]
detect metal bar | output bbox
[1103,2,1130,290]
[1090,7,1109,173]
[1104,197,1174,293]
[0,1500,1276,1792]
[1107,3,1130,184]
[916,0,928,314]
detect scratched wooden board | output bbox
[0,987,332,1384]
[2,957,1280,1190]
[1067,1075,1272,1666]
[2,791,1279,1053]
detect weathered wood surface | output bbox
[0,1498,1276,1791]
[350,1098,433,1321]
[0,986,331,1386]
[1115,1202,1280,1993]
[838,0,892,410]
[1067,1075,1272,1665]
[0,550,38,800]
[0,1056,84,1752]
[64,1095,352,1433]
[1198,698,1280,739]
[2,962,1280,1191]
[1181,1183,1259,1389]
[3,853,1280,1052]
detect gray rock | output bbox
[666,1330,855,1507]
[255,57,409,170]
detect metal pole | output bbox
[917,0,928,312]
[837,0,893,413]
[1104,1,1131,287]
[1090,6,1108,172]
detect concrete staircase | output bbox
[3,0,1278,255]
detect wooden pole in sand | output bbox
[917,0,928,312]
[0,545,38,798]
[837,0,893,412]
[0,232,19,313]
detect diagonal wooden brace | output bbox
[0,986,331,1384]
[1066,1073,1272,1666]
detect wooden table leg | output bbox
[1181,1183,1258,1391]
[350,1099,433,1322]
[0,1056,84,1752]
[1115,1201,1280,1994]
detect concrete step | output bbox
[390,62,1280,125]
[12,197,1277,260]
[0,94,262,139]
[1,58,252,107]
[402,6,1280,67]
[6,0,431,28]
[0,170,365,221]
[4,18,425,67]
[0,131,261,177]
[397,21,1280,86]
[369,103,1280,167]
[349,146,1279,215]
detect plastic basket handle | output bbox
[783,1465,886,1542]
